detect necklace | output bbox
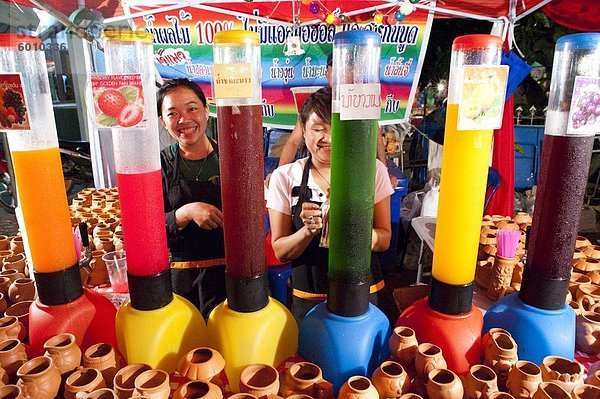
[312,165,330,186]
[180,153,209,182]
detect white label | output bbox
[567,76,600,136]
[457,65,508,131]
[338,83,381,121]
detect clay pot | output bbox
[584,245,600,259]
[15,356,61,399]
[0,251,11,264]
[64,367,106,399]
[482,331,518,390]
[476,261,494,289]
[540,356,585,393]
[576,284,600,312]
[488,394,516,399]
[571,384,600,399]
[4,301,33,339]
[79,388,119,399]
[463,365,498,399]
[113,233,124,252]
[282,362,333,399]
[388,326,418,369]
[133,369,170,399]
[511,262,524,289]
[239,364,279,398]
[173,381,223,399]
[0,316,24,342]
[576,236,592,249]
[0,270,25,285]
[570,273,592,298]
[0,293,7,315]
[9,238,23,255]
[513,213,531,226]
[481,225,499,235]
[338,376,379,399]
[491,215,509,223]
[487,256,516,301]
[0,339,26,380]
[482,245,497,258]
[8,279,35,304]
[480,234,497,246]
[575,311,600,354]
[587,270,600,285]
[585,369,600,386]
[399,395,423,399]
[0,236,9,251]
[177,347,225,382]
[94,237,114,253]
[573,257,600,273]
[87,251,109,287]
[426,369,464,399]
[113,363,151,399]
[573,249,585,260]
[2,254,26,275]
[0,276,10,298]
[415,343,447,379]
[506,361,542,399]
[371,361,410,399]
[0,385,24,399]
[569,301,583,315]
[43,333,82,375]
[0,366,7,384]
[532,382,571,399]
[83,343,118,387]
[496,220,520,231]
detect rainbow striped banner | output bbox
[136,7,433,128]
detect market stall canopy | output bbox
[3,0,598,31]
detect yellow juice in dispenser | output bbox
[432,103,493,285]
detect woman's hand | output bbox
[175,202,223,230]
[300,202,322,236]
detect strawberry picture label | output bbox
[91,74,147,129]
[567,76,600,136]
[0,73,30,131]
[457,65,508,131]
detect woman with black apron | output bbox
[267,87,393,322]
[158,79,226,318]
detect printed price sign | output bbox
[213,63,253,99]
[457,65,508,131]
[91,74,147,129]
[567,76,600,136]
[0,73,30,131]
[339,83,381,121]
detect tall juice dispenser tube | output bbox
[485,33,600,363]
[298,30,391,392]
[0,33,117,355]
[206,30,297,392]
[105,31,207,372]
[397,35,505,374]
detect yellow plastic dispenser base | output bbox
[116,294,208,373]
[207,298,298,392]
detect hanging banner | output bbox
[135,5,433,128]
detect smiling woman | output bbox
[157,78,226,318]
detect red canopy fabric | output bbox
[543,0,600,32]
[6,0,123,19]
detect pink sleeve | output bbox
[374,160,395,204]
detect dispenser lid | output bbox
[0,34,41,50]
[214,30,259,46]
[103,30,153,43]
[557,33,600,50]
[333,30,381,46]
[453,34,503,51]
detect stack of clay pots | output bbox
[69,188,123,288]
[475,214,530,298]
[0,234,36,319]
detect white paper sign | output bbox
[339,83,381,121]
[567,76,600,136]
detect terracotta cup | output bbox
[571,384,600,399]
[64,367,106,399]
[177,347,226,382]
[506,361,542,399]
[172,381,223,399]
[0,316,24,341]
[83,343,118,387]
[388,326,418,368]
[0,235,9,251]
[585,369,600,387]
[415,343,447,379]
[282,361,333,399]
[0,339,27,381]
[8,278,35,304]
[575,311,600,354]
[0,276,11,298]
[113,363,152,399]
[0,385,23,399]
[427,369,464,399]
[239,364,280,398]
[2,254,26,275]
[488,394,516,399]
[15,356,61,399]
[0,270,25,285]
[540,355,585,393]
[463,364,498,399]
[338,376,379,399]
[43,332,82,375]
[4,300,33,341]
[9,237,23,255]
[371,360,410,399]
[532,382,571,399]
[133,369,170,399]
[80,388,119,399]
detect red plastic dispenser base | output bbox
[28,288,118,356]
[396,297,482,375]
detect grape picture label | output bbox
[0,73,30,130]
[567,76,600,136]
[90,74,147,129]
[457,65,508,131]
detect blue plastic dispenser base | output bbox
[483,292,575,364]
[298,302,391,393]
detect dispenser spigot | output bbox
[78,222,93,274]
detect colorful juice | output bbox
[328,114,378,283]
[11,147,77,272]
[432,103,493,285]
[217,104,265,279]
[116,169,169,276]
[527,134,594,280]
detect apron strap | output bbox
[292,157,314,230]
